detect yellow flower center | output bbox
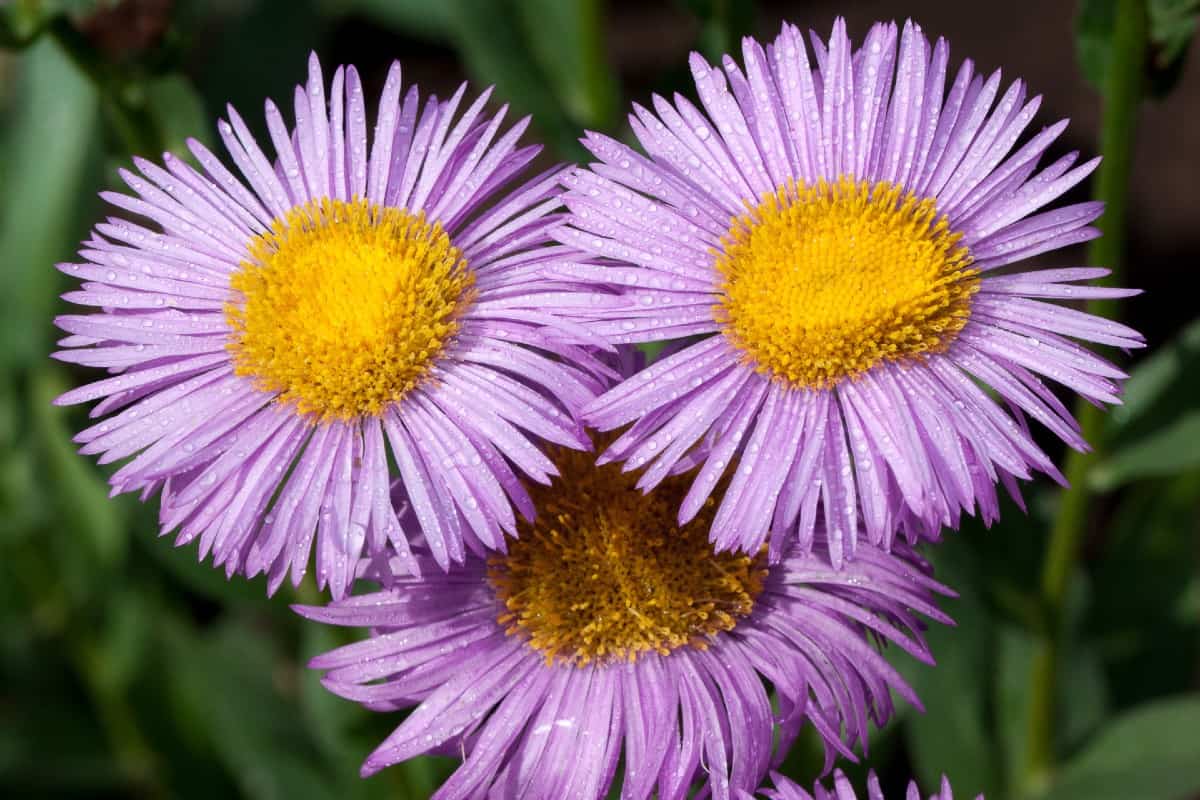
[715,177,979,389]
[226,198,474,420]
[490,445,766,666]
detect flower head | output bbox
[551,19,1143,563]
[297,435,953,798]
[744,770,976,800]
[53,54,609,597]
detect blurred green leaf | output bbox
[188,0,327,145]
[345,0,616,155]
[1093,317,1200,488]
[0,669,130,794]
[998,579,1111,773]
[1077,0,1198,96]
[679,0,757,61]
[0,34,101,371]
[320,0,453,40]
[1091,412,1200,488]
[1077,0,1121,90]
[137,525,277,609]
[298,621,456,799]
[1148,0,1199,93]
[28,366,128,575]
[299,623,368,764]
[0,375,43,542]
[1087,470,1200,708]
[144,72,211,154]
[1110,318,1200,432]
[636,341,668,363]
[167,619,342,800]
[1058,643,1110,753]
[442,0,584,158]
[1048,695,1200,800]
[899,536,1000,800]
[515,0,618,129]
[0,0,99,47]
[995,625,1035,792]
[92,586,153,694]
[1055,572,1113,756]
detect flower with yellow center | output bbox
[54,54,603,598]
[490,445,765,665]
[715,177,978,389]
[557,17,1142,563]
[299,433,954,796]
[227,198,475,420]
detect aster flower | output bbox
[296,436,953,799]
[744,770,977,800]
[53,54,609,597]
[552,18,1143,563]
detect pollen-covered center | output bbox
[715,177,979,389]
[225,198,474,420]
[489,446,765,666]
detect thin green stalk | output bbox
[1024,0,1147,790]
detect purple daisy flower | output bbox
[744,770,977,800]
[52,54,611,598]
[551,18,1144,563]
[296,437,952,798]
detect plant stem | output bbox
[1024,0,1146,790]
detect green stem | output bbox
[1024,0,1146,790]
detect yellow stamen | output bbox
[226,198,474,420]
[490,444,766,666]
[715,176,979,389]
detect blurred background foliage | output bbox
[1,1,1198,798]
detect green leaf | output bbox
[0,373,43,543]
[514,0,618,129]
[321,0,614,145]
[0,672,129,793]
[1091,411,1200,488]
[1110,318,1200,433]
[188,0,328,146]
[92,586,153,694]
[1148,0,1200,93]
[0,35,102,371]
[29,366,128,577]
[898,536,1000,800]
[995,624,1036,791]
[442,0,587,159]
[1077,0,1198,96]
[636,341,668,363]
[1058,643,1111,753]
[166,620,342,800]
[1087,471,1200,708]
[678,0,758,62]
[0,0,101,47]
[298,623,456,799]
[1049,695,1200,800]
[299,623,369,764]
[1092,317,1200,488]
[1076,0,1121,90]
[319,0,453,40]
[144,73,211,155]
[137,525,277,609]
